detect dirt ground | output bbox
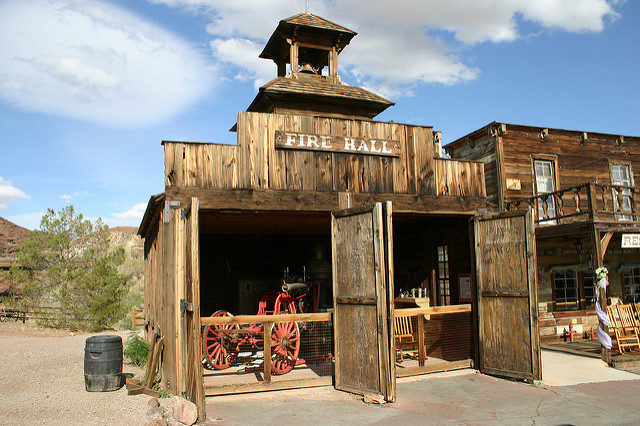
[0,321,152,425]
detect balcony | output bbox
[505,183,640,226]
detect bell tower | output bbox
[245,13,394,120]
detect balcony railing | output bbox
[505,183,640,225]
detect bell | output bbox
[300,63,315,74]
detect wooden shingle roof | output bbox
[250,77,393,108]
[281,13,356,34]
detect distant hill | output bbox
[0,217,29,261]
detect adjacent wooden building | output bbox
[446,123,640,345]
[139,14,541,418]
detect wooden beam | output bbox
[201,312,331,326]
[395,359,472,378]
[394,305,472,318]
[165,187,486,216]
[204,377,331,396]
[600,231,613,256]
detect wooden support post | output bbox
[290,42,298,78]
[132,306,136,330]
[587,183,597,219]
[175,208,187,395]
[263,322,272,383]
[601,232,613,256]
[417,314,425,367]
[591,226,611,364]
[430,269,437,308]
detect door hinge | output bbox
[179,299,194,315]
[163,200,181,223]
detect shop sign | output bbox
[621,234,640,248]
[275,130,401,157]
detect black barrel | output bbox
[84,335,123,392]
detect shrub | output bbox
[124,332,149,366]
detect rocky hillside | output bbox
[0,217,28,261]
[109,226,144,294]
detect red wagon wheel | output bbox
[270,321,300,374]
[204,310,240,370]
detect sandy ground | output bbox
[0,321,151,425]
[1,320,638,425]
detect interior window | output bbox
[436,245,450,306]
[553,270,578,311]
[533,160,557,224]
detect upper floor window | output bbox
[533,159,557,224]
[610,163,634,221]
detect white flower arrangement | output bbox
[595,267,608,280]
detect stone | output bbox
[147,406,164,417]
[363,393,386,404]
[173,398,198,426]
[146,410,164,425]
[148,398,160,408]
[145,418,165,426]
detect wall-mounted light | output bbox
[540,128,549,142]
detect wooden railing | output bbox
[505,183,640,224]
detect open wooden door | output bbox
[180,198,205,419]
[331,202,395,401]
[473,209,541,381]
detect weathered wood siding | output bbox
[164,112,485,197]
[474,210,541,381]
[447,123,640,209]
[445,133,499,207]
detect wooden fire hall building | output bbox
[139,14,540,418]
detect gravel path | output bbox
[0,322,150,425]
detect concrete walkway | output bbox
[207,351,640,424]
[542,349,639,386]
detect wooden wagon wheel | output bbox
[203,310,240,370]
[270,320,300,374]
[269,294,300,374]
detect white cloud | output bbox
[148,0,618,95]
[0,0,215,127]
[7,211,44,230]
[60,194,73,203]
[210,38,275,89]
[0,177,29,212]
[109,202,147,227]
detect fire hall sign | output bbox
[275,130,401,157]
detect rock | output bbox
[145,418,165,426]
[147,406,164,417]
[146,410,164,425]
[173,398,198,426]
[363,393,386,404]
[148,398,160,408]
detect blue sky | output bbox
[0,0,638,229]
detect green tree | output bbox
[7,206,130,331]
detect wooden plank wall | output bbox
[450,125,640,209]
[143,219,161,336]
[164,112,485,197]
[445,133,499,207]
[501,127,640,204]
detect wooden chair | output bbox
[607,305,640,354]
[394,315,419,362]
[619,304,640,335]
